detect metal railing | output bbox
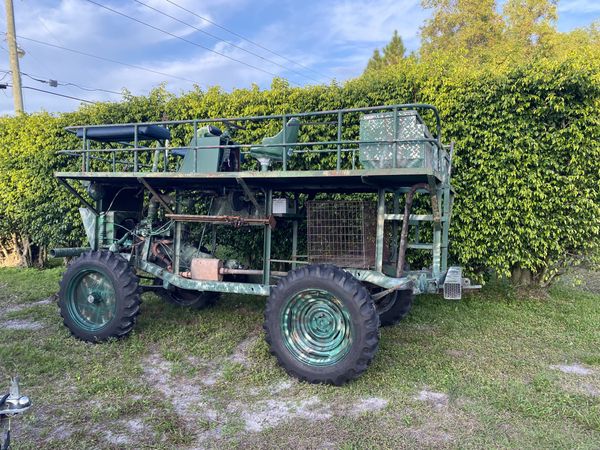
[58,104,449,176]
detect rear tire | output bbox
[376,289,414,327]
[58,251,141,342]
[152,278,219,309]
[264,264,379,385]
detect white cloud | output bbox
[0,0,596,115]
[0,0,258,114]
[323,0,425,43]
[559,0,600,13]
[17,0,235,54]
[283,0,426,82]
[100,41,275,96]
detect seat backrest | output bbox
[250,118,300,162]
[178,126,224,173]
[263,118,300,150]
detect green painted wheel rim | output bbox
[281,289,353,366]
[66,268,117,332]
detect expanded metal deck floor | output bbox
[55,168,444,193]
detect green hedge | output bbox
[0,54,598,283]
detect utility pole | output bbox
[4,0,24,113]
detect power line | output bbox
[84,0,299,86]
[19,71,122,95]
[163,0,332,82]
[23,86,96,104]
[3,83,97,104]
[10,34,203,86]
[21,45,81,99]
[132,0,322,84]
[60,81,122,95]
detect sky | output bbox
[0,0,598,116]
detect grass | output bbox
[0,266,599,449]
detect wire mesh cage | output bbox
[358,110,434,170]
[307,200,377,268]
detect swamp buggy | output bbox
[53,104,476,385]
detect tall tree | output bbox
[420,0,503,58]
[364,30,406,72]
[503,0,558,48]
[365,49,384,72]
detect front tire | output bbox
[58,251,141,342]
[264,264,379,385]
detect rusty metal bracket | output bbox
[236,177,262,213]
[165,213,276,229]
[427,176,441,223]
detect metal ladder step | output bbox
[407,243,434,250]
[384,214,433,221]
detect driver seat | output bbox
[249,118,300,171]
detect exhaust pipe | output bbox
[50,247,90,258]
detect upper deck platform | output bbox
[55,167,440,193]
[55,104,453,193]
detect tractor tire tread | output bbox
[57,250,141,342]
[264,264,379,385]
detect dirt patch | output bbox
[0,296,55,316]
[406,425,453,448]
[142,351,221,447]
[402,391,482,447]
[580,382,599,397]
[550,364,594,375]
[143,350,330,443]
[199,366,222,386]
[350,397,388,416]
[126,418,145,433]
[406,426,454,446]
[49,424,75,441]
[33,296,55,306]
[141,347,399,445]
[416,390,449,408]
[558,267,600,295]
[104,430,131,446]
[446,349,468,358]
[101,418,152,446]
[515,286,551,301]
[1,319,45,330]
[229,335,258,367]
[181,335,260,388]
[142,353,210,418]
[268,380,294,395]
[238,396,332,432]
[555,368,600,399]
[185,355,223,387]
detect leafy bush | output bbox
[0,53,598,284]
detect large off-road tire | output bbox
[58,251,141,342]
[152,278,219,309]
[264,264,379,385]
[376,289,414,327]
